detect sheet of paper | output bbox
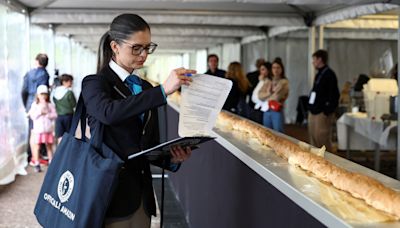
[179,74,232,137]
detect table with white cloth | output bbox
[336,112,397,171]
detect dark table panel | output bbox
[166,106,324,228]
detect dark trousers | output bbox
[249,109,263,125]
[237,97,250,118]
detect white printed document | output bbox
[179,74,232,137]
[129,74,232,160]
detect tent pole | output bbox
[319,26,324,49]
[397,10,400,179]
[265,36,269,63]
[308,26,316,90]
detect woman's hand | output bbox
[170,145,192,164]
[162,68,196,95]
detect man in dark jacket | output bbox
[205,54,226,78]
[21,53,50,162]
[308,50,339,153]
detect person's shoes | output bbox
[34,165,41,172]
[29,160,37,167]
[39,159,49,166]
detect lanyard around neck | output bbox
[315,67,328,85]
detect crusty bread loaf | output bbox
[168,96,400,218]
[217,110,400,218]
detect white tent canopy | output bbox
[7,0,397,53]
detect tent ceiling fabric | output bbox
[326,16,398,29]
[30,11,305,26]
[276,28,398,40]
[14,0,399,52]
[56,24,264,37]
[314,3,397,25]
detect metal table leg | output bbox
[374,142,380,172]
[346,125,350,159]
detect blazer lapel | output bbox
[100,66,152,123]
[100,66,131,98]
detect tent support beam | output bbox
[397,10,400,179]
[318,26,324,49]
[308,26,316,90]
[29,0,58,14]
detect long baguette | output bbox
[217,110,400,218]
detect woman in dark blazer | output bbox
[81,14,195,227]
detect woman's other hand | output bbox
[162,68,196,95]
[170,145,192,164]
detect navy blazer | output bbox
[82,65,175,218]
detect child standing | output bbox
[28,85,57,172]
[52,74,76,143]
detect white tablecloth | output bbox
[337,113,397,151]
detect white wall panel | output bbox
[0,5,29,185]
[221,43,241,71]
[241,39,268,73]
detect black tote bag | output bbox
[34,94,123,228]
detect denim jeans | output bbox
[263,110,284,132]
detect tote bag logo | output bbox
[57,171,74,203]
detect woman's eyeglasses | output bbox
[119,40,158,55]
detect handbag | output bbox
[34,94,124,228]
[268,100,282,112]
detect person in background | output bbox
[52,74,77,144]
[251,61,272,122]
[21,53,50,163]
[308,49,339,153]
[351,73,369,112]
[390,63,398,81]
[82,13,194,227]
[338,81,352,113]
[205,54,226,78]
[51,69,61,90]
[353,73,369,92]
[28,85,57,172]
[247,58,266,123]
[258,58,289,132]
[223,61,250,114]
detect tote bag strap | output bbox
[69,93,103,150]
[70,93,86,138]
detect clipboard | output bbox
[128,136,215,160]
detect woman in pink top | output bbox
[28,85,57,172]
